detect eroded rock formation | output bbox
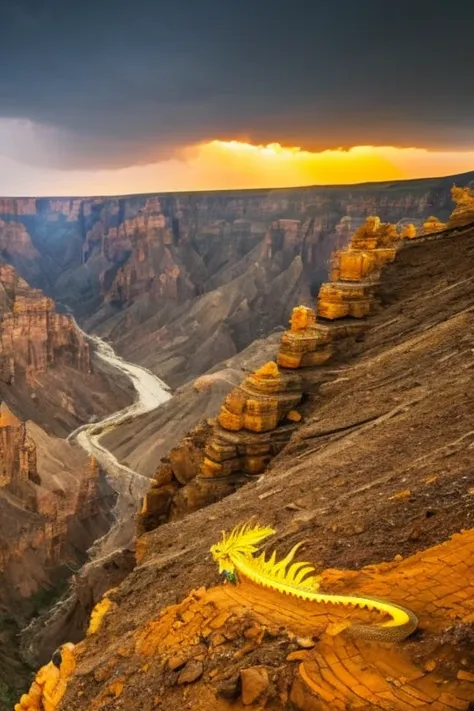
[421,215,447,234]
[0,402,38,499]
[317,215,399,320]
[448,185,474,228]
[0,173,470,391]
[139,363,303,530]
[277,306,333,369]
[0,263,90,384]
[15,642,76,711]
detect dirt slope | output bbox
[53,226,474,709]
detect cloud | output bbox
[0,1,473,175]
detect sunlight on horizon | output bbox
[1,138,474,196]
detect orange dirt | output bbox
[55,529,474,710]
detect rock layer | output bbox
[0,263,90,384]
[137,204,471,543]
[448,184,474,227]
[1,173,473,389]
[0,402,38,497]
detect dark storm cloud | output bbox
[0,0,473,169]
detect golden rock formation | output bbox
[421,215,447,234]
[400,223,417,239]
[448,185,474,228]
[87,592,117,636]
[14,643,75,711]
[277,306,332,368]
[195,362,301,483]
[350,215,398,249]
[317,282,374,320]
[138,363,304,531]
[216,361,301,433]
[318,216,402,321]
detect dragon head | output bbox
[210,541,235,575]
[210,521,276,576]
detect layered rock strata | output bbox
[138,211,457,538]
[0,402,39,499]
[138,216,402,532]
[448,184,474,228]
[277,306,333,369]
[317,216,400,320]
[421,215,447,234]
[0,263,90,384]
[139,363,303,529]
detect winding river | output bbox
[68,323,172,556]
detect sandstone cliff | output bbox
[0,263,90,384]
[0,262,133,704]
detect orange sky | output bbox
[3,139,474,196]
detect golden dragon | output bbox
[210,521,418,642]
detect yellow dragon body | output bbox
[210,522,418,643]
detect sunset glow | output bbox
[183,140,474,189]
[2,137,474,196]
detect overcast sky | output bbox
[0,1,473,195]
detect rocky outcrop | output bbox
[137,206,468,541]
[0,402,38,500]
[139,362,304,530]
[0,263,90,384]
[277,306,332,369]
[448,185,474,228]
[421,215,447,234]
[15,642,76,711]
[316,215,399,320]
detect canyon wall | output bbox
[1,172,473,387]
[0,261,132,704]
[0,263,90,384]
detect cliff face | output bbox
[1,172,473,388]
[0,261,134,704]
[0,403,38,497]
[0,263,90,384]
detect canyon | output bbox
[1,174,474,710]
[1,171,472,391]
